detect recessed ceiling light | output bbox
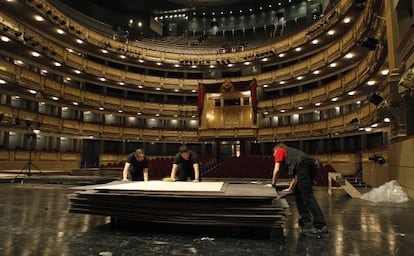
[119,82,125,85]
[371,123,378,128]
[329,63,337,68]
[348,91,356,96]
[367,80,376,86]
[52,96,59,101]
[34,15,44,22]
[156,62,162,66]
[192,89,197,93]
[244,61,251,65]
[311,39,319,44]
[138,59,144,63]
[280,109,286,113]
[120,55,126,59]
[298,106,304,110]
[313,70,320,75]
[118,110,123,113]
[327,30,335,35]
[384,117,390,123]
[331,97,338,102]
[99,77,106,81]
[1,36,11,42]
[315,102,321,106]
[29,89,37,94]
[381,69,389,75]
[73,102,79,106]
[345,53,354,59]
[31,51,41,57]
[343,17,351,23]
[262,58,268,62]
[99,107,104,111]
[295,47,302,52]
[227,64,233,67]
[156,88,161,90]
[101,49,108,53]
[279,81,286,84]
[191,65,197,68]
[263,84,269,87]
[278,53,285,57]
[174,64,180,67]
[297,76,304,80]
[209,65,215,68]
[54,62,61,67]
[57,29,65,35]
[0,79,6,84]
[76,39,83,44]
[74,69,81,74]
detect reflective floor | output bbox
[0,182,413,256]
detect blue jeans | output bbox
[294,158,326,229]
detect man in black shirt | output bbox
[170,145,200,182]
[122,149,149,181]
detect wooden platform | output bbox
[68,181,289,228]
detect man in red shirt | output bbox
[266,143,327,236]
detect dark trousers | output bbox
[294,158,326,228]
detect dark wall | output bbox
[405,95,414,136]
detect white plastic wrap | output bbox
[360,180,409,203]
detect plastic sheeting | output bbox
[361,180,409,203]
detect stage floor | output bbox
[1,183,413,256]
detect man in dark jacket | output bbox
[266,143,327,235]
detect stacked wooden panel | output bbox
[68,181,289,228]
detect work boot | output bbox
[302,226,328,236]
[298,218,311,228]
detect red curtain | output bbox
[250,78,258,124]
[197,83,204,121]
